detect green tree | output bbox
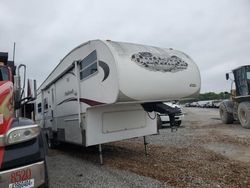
[180,92,230,104]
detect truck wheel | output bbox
[219,103,234,124]
[238,102,250,129]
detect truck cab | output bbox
[232,65,250,97]
[0,52,48,188]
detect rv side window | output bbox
[37,103,42,113]
[79,50,98,80]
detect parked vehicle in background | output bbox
[158,102,184,127]
[205,101,214,108]
[0,52,48,188]
[219,65,250,128]
[185,100,222,108]
[187,102,199,107]
[212,100,222,108]
[197,101,209,108]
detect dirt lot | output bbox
[47,107,250,188]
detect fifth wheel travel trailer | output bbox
[35,40,201,163]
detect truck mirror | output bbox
[226,73,229,80]
[27,79,37,99]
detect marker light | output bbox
[0,125,40,146]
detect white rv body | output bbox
[36,40,200,146]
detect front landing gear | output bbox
[99,144,103,165]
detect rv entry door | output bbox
[43,85,56,130]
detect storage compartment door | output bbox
[85,104,157,146]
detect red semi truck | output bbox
[0,52,48,188]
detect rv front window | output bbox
[80,63,98,80]
[79,51,97,69]
[79,50,98,80]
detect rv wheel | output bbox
[238,102,250,129]
[219,103,234,124]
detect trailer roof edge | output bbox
[37,39,103,91]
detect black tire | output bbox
[238,102,250,129]
[219,103,234,124]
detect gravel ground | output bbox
[47,150,166,188]
[47,107,250,188]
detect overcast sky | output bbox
[0,0,249,93]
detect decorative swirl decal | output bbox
[98,61,110,82]
[131,52,188,72]
[57,97,105,106]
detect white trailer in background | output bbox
[35,40,201,163]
